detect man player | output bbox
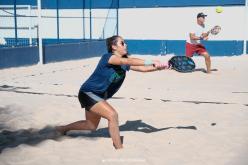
[186,12,211,73]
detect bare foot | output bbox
[113,136,124,149]
[114,144,123,150]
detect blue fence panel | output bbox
[43,40,106,63]
[153,0,245,7]
[126,40,163,55]
[166,40,186,55]
[0,46,39,69]
[125,40,244,56]
[0,0,36,6]
[0,39,245,69]
[0,0,245,8]
[202,40,243,56]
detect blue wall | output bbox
[119,0,245,8]
[0,0,245,8]
[0,40,105,69]
[126,40,245,56]
[0,0,247,69]
[202,40,244,56]
[43,40,105,63]
[0,40,246,69]
[0,46,39,69]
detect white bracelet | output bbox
[144,59,153,66]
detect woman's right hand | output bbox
[153,61,169,70]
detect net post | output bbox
[37,0,44,64]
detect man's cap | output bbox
[197,12,207,18]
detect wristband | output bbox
[144,59,153,66]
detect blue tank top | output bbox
[80,53,130,98]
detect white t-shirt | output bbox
[186,24,209,44]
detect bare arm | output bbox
[130,61,169,72]
[201,31,210,38]
[130,65,159,72]
[108,54,168,71]
[190,33,202,40]
[190,32,210,41]
[108,55,147,66]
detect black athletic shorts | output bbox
[78,91,104,111]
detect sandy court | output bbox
[0,55,248,165]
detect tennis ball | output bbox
[216,6,223,13]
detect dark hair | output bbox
[106,35,120,53]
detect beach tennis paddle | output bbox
[168,56,195,73]
[209,25,221,35]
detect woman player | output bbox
[56,35,168,149]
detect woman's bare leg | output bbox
[56,110,101,134]
[57,100,123,149]
[90,101,123,149]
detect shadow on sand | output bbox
[0,120,197,153]
[194,68,218,73]
[68,120,197,138]
[0,126,61,153]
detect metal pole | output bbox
[116,0,119,35]
[28,5,32,46]
[37,0,43,64]
[244,0,248,55]
[56,0,60,43]
[14,0,18,46]
[90,0,92,40]
[83,0,85,40]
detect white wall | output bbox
[119,6,247,41]
[0,8,115,40]
[0,6,247,41]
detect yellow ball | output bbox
[216,6,223,13]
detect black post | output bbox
[83,0,85,40]
[90,0,92,40]
[56,0,60,43]
[14,0,18,46]
[116,0,119,35]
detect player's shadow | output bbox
[194,68,218,73]
[0,120,197,153]
[0,126,62,153]
[67,120,197,138]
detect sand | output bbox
[0,55,248,165]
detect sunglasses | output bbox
[120,41,126,46]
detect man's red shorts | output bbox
[186,42,207,57]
